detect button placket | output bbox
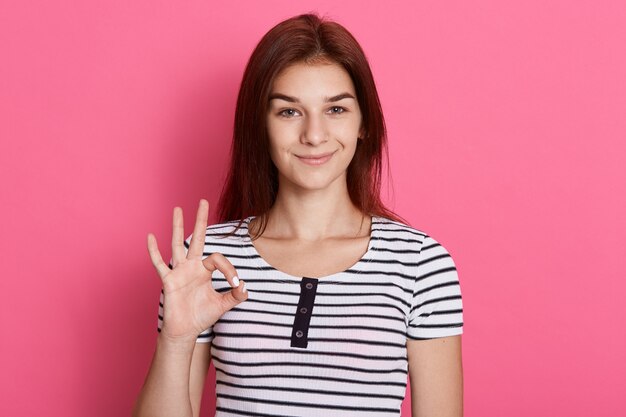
[290,277,318,348]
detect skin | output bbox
[133,60,463,417]
[133,200,247,417]
[266,61,363,197]
[246,61,374,279]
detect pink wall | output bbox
[2,1,625,416]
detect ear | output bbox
[358,125,365,140]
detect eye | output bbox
[329,106,346,114]
[278,108,300,118]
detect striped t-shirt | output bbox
[157,215,464,417]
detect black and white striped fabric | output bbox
[157,215,463,416]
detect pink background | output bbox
[2,1,625,416]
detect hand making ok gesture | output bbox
[147,199,248,342]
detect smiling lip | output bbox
[296,151,335,165]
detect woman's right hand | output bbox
[147,199,248,343]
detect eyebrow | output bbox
[268,92,356,103]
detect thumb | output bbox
[220,280,249,312]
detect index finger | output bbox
[187,199,209,258]
[202,252,240,289]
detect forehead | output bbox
[270,62,356,95]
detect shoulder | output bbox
[206,218,248,235]
[184,218,249,248]
[373,216,457,259]
[373,216,428,247]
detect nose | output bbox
[301,113,327,145]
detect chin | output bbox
[296,174,348,191]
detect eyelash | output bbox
[278,106,346,118]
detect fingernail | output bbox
[242,282,247,293]
[232,276,240,287]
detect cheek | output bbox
[266,121,282,147]
[267,122,297,150]
[268,136,289,156]
[266,132,290,165]
[336,121,361,145]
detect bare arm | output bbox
[189,343,212,417]
[132,339,211,417]
[407,335,463,417]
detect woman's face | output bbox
[266,61,363,193]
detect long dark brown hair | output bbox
[216,13,408,238]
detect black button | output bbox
[300,307,307,314]
[295,330,303,338]
[305,282,313,289]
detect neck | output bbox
[252,180,370,242]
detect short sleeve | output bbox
[156,234,215,343]
[407,234,464,340]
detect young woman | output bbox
[134,13,464,417]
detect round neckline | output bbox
[243,215,380,280]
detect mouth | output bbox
[295,151,336,166]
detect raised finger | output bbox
[171,206,186,265]
[202,252,241,289]
[188,199,209,258]
[147,233,171,279]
